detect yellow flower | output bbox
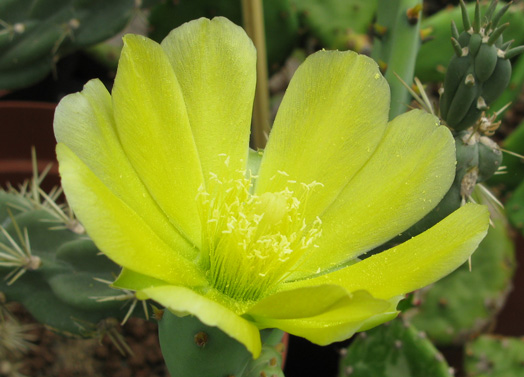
[54,17,489,358]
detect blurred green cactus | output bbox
[490,109,524,190]
[293,0,377,51]
[464,335,524,377]
[338,318,453,377]
[416,0,524,83]
[405,213,515,346]
[372,0,423,119]
[0,0,146,90]
[148,0,299,72]
[439,0,524,131]
[0,168,142,337]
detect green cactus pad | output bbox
[338,318,453,377]
[242,343,285,377]
[158,311,253,377]
[464,335,524,377]
[0,191,140,336]
[0,0,139,90]
[404,215,516,346]
[158,311,287,377]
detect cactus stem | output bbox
[492,1,512,29]
[451,37,463,56]
[485,0,499,23]
[460,0,472,32]
[505,45,524,59]
[472,1,481,33]
[451,20,460,40]
[500,39,513,50]
[487,23,509,45]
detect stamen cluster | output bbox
[196,165,323,303]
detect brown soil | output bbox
[3,303,168,377]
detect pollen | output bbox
[196,160,323,303]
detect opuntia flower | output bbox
[54,17,489,358]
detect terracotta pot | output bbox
[0,101,59,190]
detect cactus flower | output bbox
[54,17,489,358]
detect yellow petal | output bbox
[256,50,389,221]
[282,203,490,299]
[57,143,206,287]
[291,110,456,277]
[112,34,204,247]
[141,285,262,357]
[248,286,391,345]
[161,17,256,184]
[54,79,196,260]
[112,268,170,291]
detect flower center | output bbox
[196,168,323,304]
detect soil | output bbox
[4,303,168,377]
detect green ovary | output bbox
[196,169,323,303]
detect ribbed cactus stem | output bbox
[440,0,523,131]
[460,0,472,31]
[372,0,423,119]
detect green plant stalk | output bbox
[372,0,423,119]
[242,0,270,149]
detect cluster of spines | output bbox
[0,158,142,342]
